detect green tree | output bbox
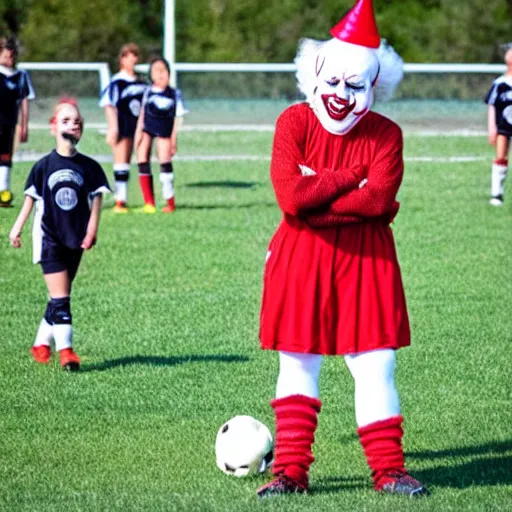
[19,0,147,66]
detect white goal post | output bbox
[18,62,112,93]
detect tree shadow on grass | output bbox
[185,180,259,189]
[408,440,512,488]
[313,440,512,495]
[80,353,249,373]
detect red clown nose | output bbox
[330,0,380,49]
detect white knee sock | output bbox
[160,172,175,200]
[33,318,53,347]
[53,324,73,351]
[0,165,10,191]
[491,161,508,197]
[276,351,323,399]
[113,163,130,203]
[344,349,400,427]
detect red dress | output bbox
[259,103,410,355]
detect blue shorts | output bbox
[40,237,83,282]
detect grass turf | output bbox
[0,129,511,511]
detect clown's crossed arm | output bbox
[257,0,430,500]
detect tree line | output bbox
[1,0,511,66]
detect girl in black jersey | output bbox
[9,99,110,371]
[100,43,147,212]
[485,42,512,206]
[0,37,35,207]
[135,57,187,213]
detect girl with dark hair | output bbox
[134,57,187,213]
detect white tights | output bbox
[275,349,400,427]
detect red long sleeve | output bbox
[270,106,365,216]
[325,122,404,218]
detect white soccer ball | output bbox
[215,415,274,477]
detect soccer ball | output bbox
[215,415,274,477]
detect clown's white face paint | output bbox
[312,39,379,135]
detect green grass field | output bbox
[0,127,511,511]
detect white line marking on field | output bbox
[406,156,488,162]
[12,153,490,164]
[414,130,487,137]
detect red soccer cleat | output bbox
[162,197,175,213]
[113,201,129,213]
[59,348,81,371]
[257,474,308,499]
[31,345,52,364]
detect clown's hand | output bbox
[299,164,317,176]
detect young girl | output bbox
[0,36,35,207]
[9,99,110,371]
[135,57,187,213]
[485,42,512,206]
[100,42,147,212]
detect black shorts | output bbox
[118,115,138,140]
[40,237,83,282]
[0,124,16,163]
[143,117,174,139]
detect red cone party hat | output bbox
[330,0,380,49]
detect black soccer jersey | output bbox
[485,75,512,136]
[25,150,110,250]
[142,86,187,138]
[99,72,148,138]
[0,65,35,126]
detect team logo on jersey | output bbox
[48,169,84,190]
[149,96,175,110]
[129,99,141,117]
[5,80,16,90]
[55,187,78,211]
[121,84,146,99]
[503,105,512,125]
[48,169,83,210]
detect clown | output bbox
[257,0,429,499]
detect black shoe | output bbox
[379,472,430,498]
[257,474,307,499]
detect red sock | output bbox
[139,174,155,206]
[357,415,406,490]
[271,394,322,489]
[167,197,175,210]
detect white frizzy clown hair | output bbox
[294,37,404,104]
[374,39,404,101]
